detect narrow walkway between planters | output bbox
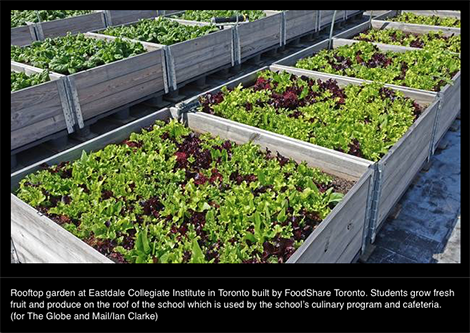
[365,118,461,263]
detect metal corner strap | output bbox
[163,45,177,91]
[64,76,85,129]
[368,162,384,244]
[280,11,286,47]
[57,77,76,134]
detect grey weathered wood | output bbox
[106,10,159,26]
[91,23,233,88]
[372,20,461,36]
[11,24,37,46]
[284,10,318,40]
[37,12,106,39]
[434,72,461,146]
[11,194,112,263]
[167,18,211,27]
[63,34,166,122]
[287,167,373,263]
[11,105,371,263]
[403,10,460,19]
[11,63,71,151]
[167,29,233,85]
[346,10,364,19]
[375,99,439,228]
[238,13,283,60]
[333,38,423,53]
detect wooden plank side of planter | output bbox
[372,20,461,36]
[11,25,37,46]
[238,13,282,60]
[285,10,318,40]
[106,10,159,26]
[288,167,373,263]
[169,29,233,84]
[11,80,67,151]
[11,194,113,263]
[403,10,460,19]
[39,12,106,39]
[333,38,422,52]
[434,72,461,144]
[346,10,364,19]
[71,49,165,121]
[376,99,440,226]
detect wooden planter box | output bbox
[11,62,75,154]
[32,11,173,41]
[95,18,234,89]
[11,24,37,46]
[330,21,461,149]
[11,104,375,263]
[178,63,442,247]
[366,10,460,38]
[12,33,167,140]
[168,11,285,62]
[35,11,107,40]
[273,37,459,240]
[58,33,167,126]
[402,10,460,19]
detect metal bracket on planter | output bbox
[280,11,286,47]
[163,46,177,91]
[368,162,384,244]
[369,10,374,29]
[11,238,21,264]
[361,164,377,254]
[33,11,44,41]
[57,77,76,134]
[99,10,113,27]
[64,76,85,129]
[25,22,38,42]
[160,47,169,94]
[428,92,444,159]
[231,25,241,65]
[176,98,201,115]
[98,10,108,29]
[328,11,337,50]
[317,11,321,31]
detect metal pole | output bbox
[328,10,337,49]
[369,10,373,29]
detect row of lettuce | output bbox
[13,11,461,263]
